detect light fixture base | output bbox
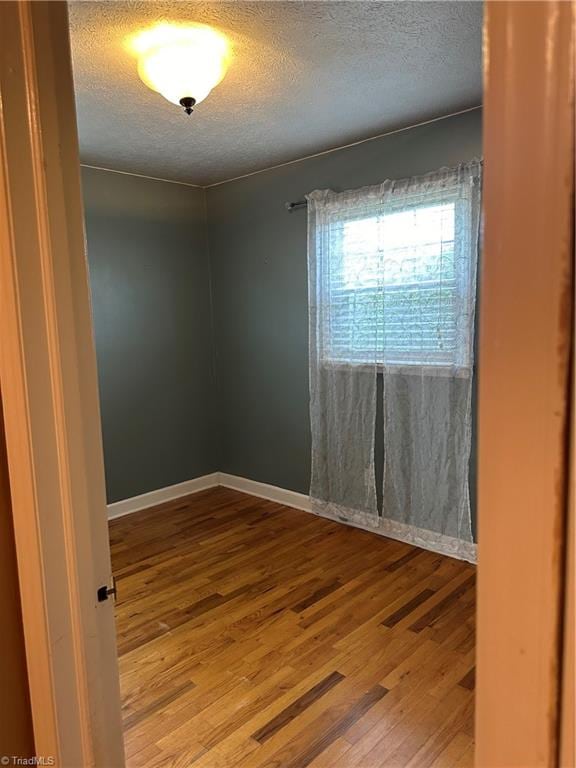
[179,97,196,115]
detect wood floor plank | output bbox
[306,736,352,767]
[123,680,197,732]
[291,580,343,613]
[110,488,475,768]
[429,732,474,768]
[385,547,425,572]
[458,666,476,691]
[252,671,345,744]
[409,574,476,632]
[266,684,389,768]
[171,655,352,767]
[381,588,436,628]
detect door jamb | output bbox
[0,2,124,765]
[476,2,574,765]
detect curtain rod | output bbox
[285,200,307,211]
[285,159,484,212]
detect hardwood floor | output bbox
[110,487,476,768]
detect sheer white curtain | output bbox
[307,161,482,561]
[307,188,381,528]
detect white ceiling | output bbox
[69,1,483,187]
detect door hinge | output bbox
[97,576,117,603]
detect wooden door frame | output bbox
[476,2,574,766]
[0,2,124,765]
[0,0,573,765]
[560,436,575,767]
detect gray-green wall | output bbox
[206,109,482,501]
[82,109,482,513]
[82,168,218,503]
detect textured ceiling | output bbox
[69,1,483,186]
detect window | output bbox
[315,179,477,371]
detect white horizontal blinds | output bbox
[323,203,384,365]
[324,184,473,370]
[379,195,461,367]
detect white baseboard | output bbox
[106,472,476,563]
[218,477,475,562]
[217,473,312,513]
[107,472,220,519]
[107,471,309,520]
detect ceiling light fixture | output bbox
[128,23,231,115]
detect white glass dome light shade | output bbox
[129,24,230,108]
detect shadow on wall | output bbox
[82,169,219,504]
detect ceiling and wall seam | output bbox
[203,106,483,188]
[79,163,203,188]
[80,106,483,191]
